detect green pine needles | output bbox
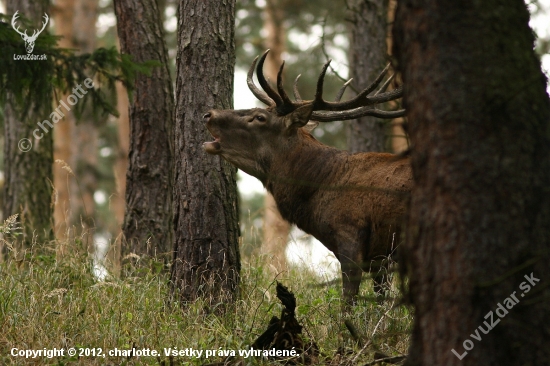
[0,13,158,123]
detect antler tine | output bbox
[335,78,353,102]
[293,74,302,102]
[11,11,26,37]
[247,55,276,107]
[374,72,395,96]
[276,61,296,111]
[313,63,392,112]
[311,85,405,122]
[256,50,284,107]
[313,59,332,109]
[39,13,49,33]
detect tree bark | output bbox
[68,0,99,252]
[113,0,174,263]
[52,0,99,252]
[52,0,75,246]
[387,0,408,154]
[393,0,550,364]
[108,80,130,274]
[347,0,389,153]
[261,0,290,273]
[4,0,54,247]
[170,0,240,307]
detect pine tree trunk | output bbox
[52,0,99,252]
[4,0,54,247]
[347,0,389,153]
[261,0,290,272]
[52,0,75,247]
[69,0,99,252]
[393,0,550,364]
[170,0,240,307]
[387,0,408,154]
[108,80,130,273]
[113,0,174,263]
[112,82,130,229]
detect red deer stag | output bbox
[203,50,412,304]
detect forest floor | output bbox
[0,221,411,365]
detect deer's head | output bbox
[12,11,49,54]
[203,50,404,180]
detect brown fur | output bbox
[203,106,412,303]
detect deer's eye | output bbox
[255,115,266,122]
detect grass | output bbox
[0,216,412,365]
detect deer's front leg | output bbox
[340,258,363,306]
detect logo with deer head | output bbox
[11,11,49,54]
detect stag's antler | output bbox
[28,13,49,41]
[247,50,405,121]
[247,50,305,115]
[11,11,27,38]
[11,11,49,40]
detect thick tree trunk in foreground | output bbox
[347,0,389,153]
[394,0,550,364]
[170,0,240,307]
[114,0,174,263]
[4,0,53,247]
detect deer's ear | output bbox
[303,121,319,133]
[284,104,313,130]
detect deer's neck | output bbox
[265,131,345,224]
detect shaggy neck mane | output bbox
[265,129,346,225]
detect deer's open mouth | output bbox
[203,128,222,154]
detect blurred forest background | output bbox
[0,0,549,272]
[0,1,549,364]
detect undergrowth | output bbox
[0,216,411,365]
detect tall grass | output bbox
[0,216,411,365]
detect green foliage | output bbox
[0,13,156,123]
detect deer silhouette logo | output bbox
[11,11,49,54]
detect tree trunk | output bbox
[4,0,54,247]
[68,0,99,252]
[393,0,550,364]
[113,0,174,263]
[107,80,130,274]
[52,0,99,252]
[387,0,408,154]
[170,0,240,307]
[112,81,130,229]
[52,0,75,247]
[346,0,389,153]
[261,0,290,272]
